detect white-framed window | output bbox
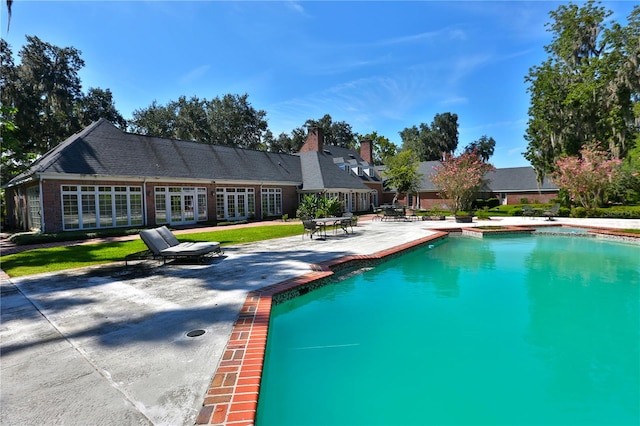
[61,185,143,230]
[358,192,369,211]
[325,192,339,200]
[351,165,363,176]
[216,187,255,220]
[26,185,41,231]
[261,188,282,217]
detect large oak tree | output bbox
[400,112,459,161]
[524,2,640,182]
[0,36,124,184]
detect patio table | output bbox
[313,216,352,237]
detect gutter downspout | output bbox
[259,183,263,220]
[38,177,45,233]
[142,179,148,226]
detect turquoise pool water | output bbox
[256,235,639,425]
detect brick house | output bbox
[380,161,559,209]
[4,120,380,233]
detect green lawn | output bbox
[1,224,303,278]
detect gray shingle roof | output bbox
[485,167,558,192]
[9,119,303,185]
[298,151,371,192]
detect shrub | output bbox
[520,197,529,204]
[475,210,492,219]
[486,198,500,208]
[572,207,587,218]
[511,206,524,216]
[596,206,640,218]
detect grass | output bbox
[621,229,640,234]
[1,224,303,278]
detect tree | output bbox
[130,100,176,138]
[8,36,85,153]
[400,112,459,161]
[551,144,622,209]
[463,135,496,162]
[130,93,268,148]
[0,105,31,186]
[206,93,268,149]
[357,132,398,165]
[382,150,422,206]
[267,130,302,153]
[431,152,495,215]
[1,37,126,184]
[304,114,357,149]
[78,88,127,129]
[524,2,639,182]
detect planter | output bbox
[455,215,473,223]
[422,215,445,221]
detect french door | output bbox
[155,187,207,225]
[170,193,195,223]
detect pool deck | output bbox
[1,216,639,425]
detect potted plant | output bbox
[454,211,474,223]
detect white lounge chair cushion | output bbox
[160,242,221,256]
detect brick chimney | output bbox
[299,127,324,153]
[360,139,373,164]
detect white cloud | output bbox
[179,65,210,85]
[285,1,308,16]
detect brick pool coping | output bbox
[195,231,449,425]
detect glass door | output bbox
[169,192,197,224]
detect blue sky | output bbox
[1,1,636,168]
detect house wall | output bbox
[416,192,448,210]
[29,179,301,233]
[280,185,299,218]
[502,191,558,205]
[42,179,63,232]
[382,191,445,209]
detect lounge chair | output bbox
[135,226,223,263]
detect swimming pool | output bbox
[256,235,639,425]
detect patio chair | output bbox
[522,205,537,219]
[302,219,322,239]
[543,204,560,221]
[339,212,354,234]
[382,206,406,221]
[137,226,223,263]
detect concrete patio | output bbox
[1,217,638,425]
